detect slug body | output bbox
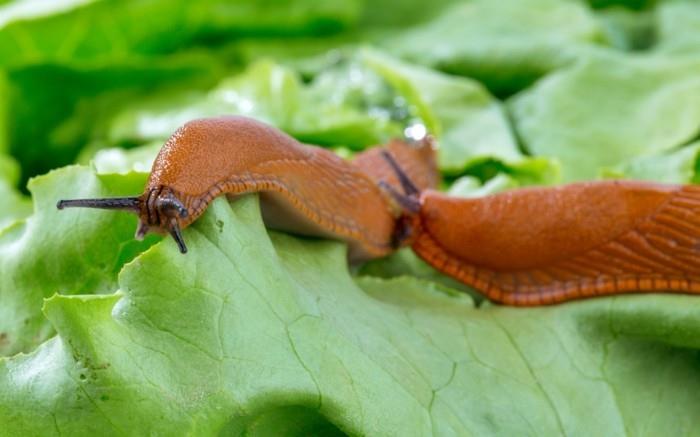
[397,181,700,305]
[58,116,438,261]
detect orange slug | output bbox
[57,116,437,262]
[381,152,700,306]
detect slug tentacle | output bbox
[56,197,141,211]
[379,150,420,196]
[169,221,187,254]
[353,136,438,192]
[157,191,189,219]
[378,180,420,214]
[375,151,424,249]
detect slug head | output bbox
[57,187,190,254]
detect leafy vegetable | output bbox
[655,1,700,54]
[0,154,30,229]
[384,0,605,95]
[509,51,700,181]
[3,55,227,184]
[0,166,158,356]
[0,0,362,184]
[0,0,361,67]
[107,59,403,150]
[106,50,559,184]
[361,50,559,183]
[3,195,700,435]
[3,0,700,434]
[602,141,700,183]
[595,7,654,51]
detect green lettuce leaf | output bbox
[0,154,31,230]
[0,166,158,356]
[107,50,559,185]
[586,0,654,10]
[0,0,362,182]
[0,0,361,67]
[602,140,700,183]
[509,51,700,181]
[107,59,403,150]
[361,50,559,184]
[595,7,654,51]
[3,54,226,184]
[86,142,162,175]
[3,1,700,433]
[2,194,700,435]
[655,1,700,54]
[383,0,605,95]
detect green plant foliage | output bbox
[602,141,700,183]
[383,0,605,95]
[3,195,700,435]
[0,0,361,184]
[509,52,700,181]
[361,50,559,183]
[0,154,31,229]
[3,0,700,434]
[0,167,158,356]
[655,1,700,54]
[0,0,361,66]
[106,59,403,150]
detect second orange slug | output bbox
[381,152,700,306]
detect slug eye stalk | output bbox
[377,150,423,249]
[379,150,419,196]
[378,181,420,214]
[169,222,187,254]
[56,197,141,212]
[378,150,421,214]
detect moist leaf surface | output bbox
[3,195,700,435]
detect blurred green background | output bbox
[1,0,698,197]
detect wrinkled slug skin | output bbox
[412,181,700,305]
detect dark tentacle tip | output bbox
[56,200,65,210]
[170,224,188,254]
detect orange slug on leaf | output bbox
[60,115,700,306]
[381,152,700,306]
[57,116,438,262]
